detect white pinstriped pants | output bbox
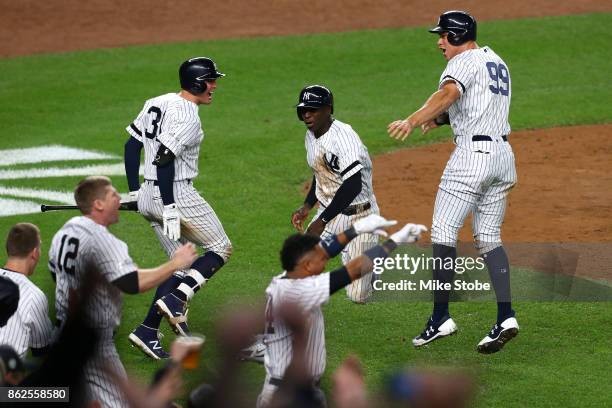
[310,204,379,303]
[431,141,517,253]
[84,329,128,408]
[138,181,232,271]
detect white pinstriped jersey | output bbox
[440,47,511,138]
[49,216,136,329]
[305,119,377,208]
[263,272,330,379]
[126,93,204,181]
[0,269,54,359]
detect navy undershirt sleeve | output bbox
[156,160,176,205]
[112,271,139,294]
[124,137,143,192]
[329,267,352,295]
[305,175,318,208]
[320,171,362,223]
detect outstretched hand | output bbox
[291,205,310,232]
[390,223,428,244]
[388,119,416,141]
[353,214,397,237]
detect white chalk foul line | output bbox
[0,198,45,216]
[0,145,118,167]
[0,186,75,204]
[0,163,143,180]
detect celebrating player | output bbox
[387,10,519,353]
[258,214,427,407]
[48,176,197,406]
[0,223,54,359]
[124,57,233,358]
[291,85,381,304]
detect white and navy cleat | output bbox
[477,316,519,354]
[412,315,458,347]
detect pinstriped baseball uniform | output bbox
[49,216,135,407]
[126,92,231,263]
[0,269,54,359]
[305,119,379,303]
[257,271,329,407]
[431,46,516,252]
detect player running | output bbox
[124,57,233,358]
[291,85,381,304]
[258,214,427,407]
[387,10,519,353]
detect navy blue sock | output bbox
[143,274,183,328]
[173,252,225,301]
[432,244,456,322]
[482,246,514,323]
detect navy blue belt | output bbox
[145,179,191,186]
[472,135,508,142]
[342,202,371,216]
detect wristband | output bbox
[382,239,398,253]
[363,240,397,263]
[319,234,343,258]
[344,226,357,240]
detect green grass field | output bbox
[1,13,611,407]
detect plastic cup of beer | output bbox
[176,333,205,370]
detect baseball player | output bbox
[388,10,518,353]
[124,56,233,358]
[0,223,54,359]
[49,176,197,407]
[0,276,19,328]
[291,85,381,304]
[259,215,427,407]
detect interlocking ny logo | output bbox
[0,145,141,217]
[324,153,340,172]
[303,92,320,102]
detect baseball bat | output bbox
[40,201,138,213]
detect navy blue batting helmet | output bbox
[296,85,334,121]
[179,57,225,95]
[429,11,477,46]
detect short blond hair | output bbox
[6,223,40,258]
[74,176,112,214]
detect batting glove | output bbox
[353,214,398,237]
[390,223,428,244]
[128,190,139,202]
[163,204,181,241]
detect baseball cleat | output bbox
[156,294,190,336]
[129,324,170,360]
[239,335,266,364]
[477,317,519,354]
[412,315,458,347]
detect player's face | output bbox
[300,106,332,135]
[300,248,328,276]
[437,33,460,61]
[199,80,217,105]
[100,185,121,225]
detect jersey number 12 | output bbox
[56,235,80,275]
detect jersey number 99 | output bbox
[486,62,510,96]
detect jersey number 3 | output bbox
[145,106,163,139]
[486,62,510,96]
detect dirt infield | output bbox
[374,125,612,244]
[1,0,611,57]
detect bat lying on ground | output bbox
[40,201,138,213]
